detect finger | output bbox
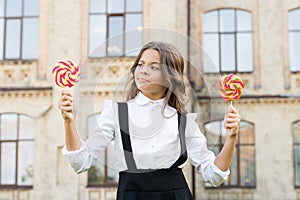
[61,90,72,96]
[225,122,239,129]
[226,113,240,118]
[228,105,238,114]
[225,117,241,123]
[60,100,73,106]
[60,106,73,112]
[61,95,73,102]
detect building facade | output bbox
[1,0,300,200]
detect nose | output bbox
[140,65,150,74]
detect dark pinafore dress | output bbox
[117,103,193,200]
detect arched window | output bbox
[0,0,39,60]
[204,120,255,188]
[288,8,300,72]
[203,9,253,73]
[89,0,142,57]
[87,113,118,187]
[292,120,300,187]
[0,113,35,188]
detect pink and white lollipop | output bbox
[52,60,80,88]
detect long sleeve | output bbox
[62,100,115,173]
[185,113,230,187]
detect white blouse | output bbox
[62,92,229,186]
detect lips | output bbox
[138,77,150,83]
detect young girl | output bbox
[59,41,241,200]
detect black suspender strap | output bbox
[117,102,137,171]
[171,112,188,168]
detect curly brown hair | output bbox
[126,41,187,114]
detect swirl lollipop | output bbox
[52,60,80,88]
[218,74,244,104]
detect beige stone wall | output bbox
[1,0,300,199]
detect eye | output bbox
[151,66,160,70]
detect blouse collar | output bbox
[134,92,165,106]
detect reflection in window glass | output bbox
[125,14,142,56]
[0,19,3,59]
[19,115,35,139]
[289,9,300,30]
[220,9,235,32]
[237,33,253,72]
[108,0,124,13]
[108,16,124,56]
[24,0,39,16]
[6,0,22,17]
[293,121,300,186]
[1,143,16,184]
[1,114,18,140]
[203,34,219,73]
[289,9,300,72]
[221,34,235,72]
[203,11,218,33]
[89,15,106,56]
[126,0,142,12]
[18,142,34,185]
[237,11,252,31]
[0,0,4,17]
[90,0,106,13]
[204,120,255,188]
[6,19,21,59]
[22,18,38,59]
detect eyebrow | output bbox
[138,60,160,64]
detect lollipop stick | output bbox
[230,101,233,106]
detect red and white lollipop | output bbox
[52,60,80,88]
[218,74,244,104]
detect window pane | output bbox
[6,0,22,17]
[90,0,106,13]
[6,19,21,59]
[24,0,39,16]
[239,121,254,144]
[293,121,300,143]
[237,33,253,72]
[108,0,124,13]
[203,11,218,32]
[1,142,16,184]
[126,0,142,12]
[125,14,142,56]
[1,114,18,140]
[237,10,252,31]
[0,0,5,17]
[108,16,124,56]
[220,9,235,32]
[89,15,106,57]
[226,149,238,185]
[107,141,119,183]
[88,154,105,184]
[22,18,38,59]
[0,19,4,60]
[221,34,235,72]
[289,9,300,31]
[289,32,300,71]
[240,146,255,187]
[19,115,34,139]
[203,34,219,73]
[204,121,226,145]
[294,145,300,186]
[18,141,34,185]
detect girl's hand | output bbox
[58,90,74,122]
[224,105,241,139]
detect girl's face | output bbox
[134,49,166,100]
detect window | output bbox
[293,120,300,187]
[87,113,118,187]
[203,9,253,73]
[89,0,142,57]
[204,120,255,188]
[289,9,300,72]
[0,113,35,188]
[0,0,39,60]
